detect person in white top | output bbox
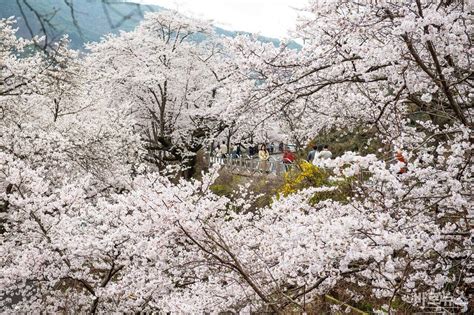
[219,141,228,158]
[318,145,332,159]
[313,144,332,166]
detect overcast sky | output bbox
[134,0,308,38]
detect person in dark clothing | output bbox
[307,144,319,162]
[253,144,259,156]
[236,143,242,157]
[248,144,255,157]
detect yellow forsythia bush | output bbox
[278,161,354,204]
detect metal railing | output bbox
[208,155,294,176]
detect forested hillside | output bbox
[0,0,155,48]
[0,0,299,49]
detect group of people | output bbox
[215,140,408,175]
[213,141,297,173]
[306,144,408,174]
[216,141,240,159]
[215,141,286,159]
[258,144,297,172]
[306,144,333,166]
[215,141,332,165]
[251,142,279,157]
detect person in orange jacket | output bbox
[395,151,408,174]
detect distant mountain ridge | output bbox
[0,0,300,50]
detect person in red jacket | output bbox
[282,147,296,171]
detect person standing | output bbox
[283,146,297,171]
[395,151,408,174]
[248,142,254,157]
[219,141,228,159]
[258,144,270,172]
[307,144,319,162]
[313,144,332,166]
[266,143,272,154]
[231,143,239,159]
[318,145,332,159]
[253,143,259,157]
[236,143,242,158]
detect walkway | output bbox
[208,155,294,177]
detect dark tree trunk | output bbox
[183,155,197,179]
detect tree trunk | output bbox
[183,155,197,179]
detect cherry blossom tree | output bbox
[1,0,472,313]
[230,0,472,141]
[0,18,145,232]
[85,11,246,177]
[221,0,473,311]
